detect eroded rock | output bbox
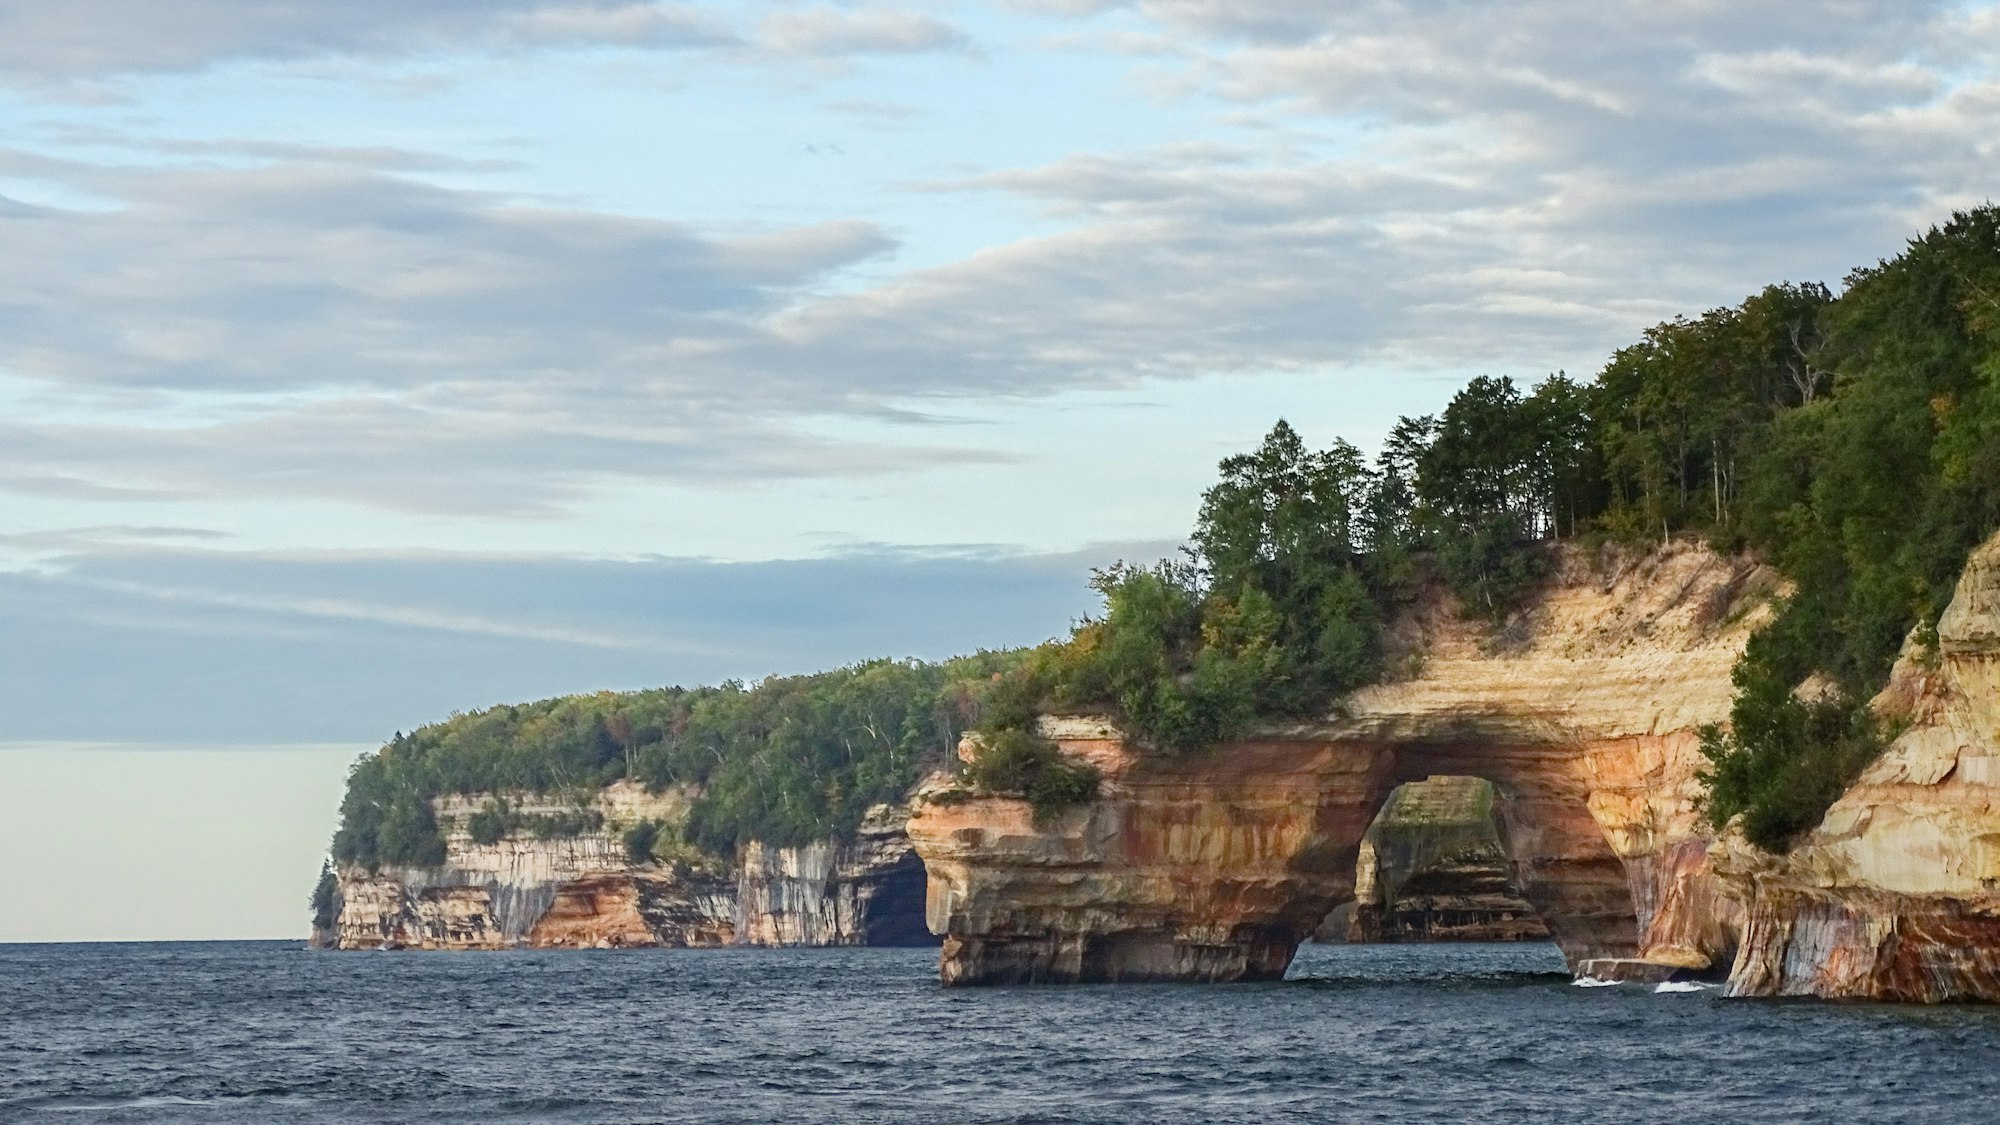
[910,541,1772,985]
[317,783,934,951]
[1714,530,2000,1001]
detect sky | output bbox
[2,0,1997,940]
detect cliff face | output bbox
[1714,531,2000,1001]
[909,542,1774,984]
[316,783,933,951]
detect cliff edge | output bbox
[1714,530,2000,1001]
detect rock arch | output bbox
[911,722,1714,983]
[909,543,1766,985]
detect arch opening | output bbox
[1314,775,1550,946]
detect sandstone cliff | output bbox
[315,782,932,951]
[1713,531,2000,1001]
[910,541,1775,984]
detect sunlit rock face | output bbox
[527,873,737,949]
[910,542,1775,985]
[1330,776,1549,944]
[1716,531,2000,1001]
[317,784,934,951]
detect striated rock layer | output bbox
[1714,531,2000,1001]
[910,542,1774,984]
[316,784,933,951]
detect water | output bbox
[4,941,1999,1123]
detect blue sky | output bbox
[2,1,1996,937]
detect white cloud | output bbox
[758,6,971,56]
[2,1,1997,521]
[0,2,721,82]
[0,0,974,84]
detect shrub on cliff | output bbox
[467,798,511,845]
[309,862,338,933]
[963,729,1100,821]
[623,819,662,865]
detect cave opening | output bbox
[1314,775,1551,946]
[862,851,942,947]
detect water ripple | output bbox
[2,941,1998,1123]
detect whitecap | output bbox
[1570,976,1621,988]
[1653,981,1717,994]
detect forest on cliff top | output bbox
[331,206,2000,867]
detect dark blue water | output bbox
[4,941,1999,1123]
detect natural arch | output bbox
[910,716,1738,985]
[910,543,1761,985]
[1387,743,1638,964]
[1319,775,1548,945]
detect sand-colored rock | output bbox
[911,541,1775,984]
[1715,531,2000,1001]
[320,783,934,951]
[330,876,510,951]
[527,872,738,948]
[734,804,933,947]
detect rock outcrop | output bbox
[1328,776,1549,944]
[1714,531,2000,1001]
[909,541,1775,984]
[316,782,933,951]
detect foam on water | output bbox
[3,941,1998,1124]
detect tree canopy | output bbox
[330,206,2000,862]
[331,651,1024,867]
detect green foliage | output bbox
[309,861,338,932]
[1412,374,1592,617]
[325,207,2000,862]
[976,422,1390,757]
[1696,209,2000,847]
[329,652,1030,869]
[1432,514,1551,623]
[623,819,663,866]
[467,799,511,846]
[1596,282,1834,543]
[962,728,1101,821]
[1698,698,1887,853]
[525,809,604,839]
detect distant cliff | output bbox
[312,783,932,950]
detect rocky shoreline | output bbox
[319,534,2000,1003]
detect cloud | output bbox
[0,153,895,399]
[0,1,974,84]
[0,2,733,83]
[758,6,971,56]
[0,542,1149,741]
[0,525,228,554]
[3,3,1997,519]
[0,153,1022,512]
[892,0,2000,373]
